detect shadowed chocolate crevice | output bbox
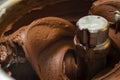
[9,61,39,80]
[12,42,25,57]
[0,41,26,68]
[4,30,14,37]
[62,49,77,80]
[0,40,40,80]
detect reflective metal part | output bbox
[0,0,21,19]
[75,15,111,79]
[0,68,14,80]
[114,10,120,34]
[76,15,110,49]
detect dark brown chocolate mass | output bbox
[0,17,86,80]
[1,0,120,80]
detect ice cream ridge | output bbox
[0,17,85,80]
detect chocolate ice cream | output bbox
[0,17,86,80]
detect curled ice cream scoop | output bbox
[0,17,86,80]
